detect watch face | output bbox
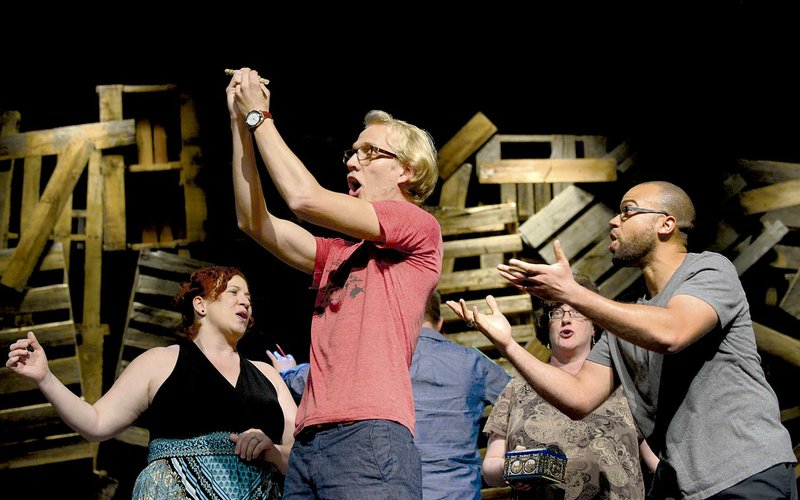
[246,111,261,126]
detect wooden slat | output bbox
[598,268,642,299]
[572,239,615,282]
[753,322,800,368]
[136,274,184,297]
[114,426,149,447]
[437,112,497,180]
[122,326,177,351]
[445,324,533,351]
[441,294,532,323]
[102,155,127,250]
[478,159,617,184]
[122,84,177,93]
[0,321,76,348]
[732,219,789,275]
[96,84,123,122]
[779,268,800,321]
[0,357,81,394]
[0,243,65,274]
[138,250,212,274]
[439,163,472,209]
[443,234,522,259]
[129,161,182,172]
[770,245,800,270]
[0,120,135,160]
[20,156,42,240]
[518,185,595,248]
[136,119,154,165]
[0,441,95,470]
[435,204,518,237]
[738,179,800,215]
[181,94,207,243]
[153,123,169,163]
[18,284,72,313]
[538,203,615,264]
[0,140,93,291]
[0,111,21,249]
[437,268,511,295]
[130,302,182,330]
[736,159,800,184]
[762,206,800,229]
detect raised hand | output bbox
[445,296,515,353]
[497,240,576,302]
[6,331,50,384]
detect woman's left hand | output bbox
[230,428,274,461]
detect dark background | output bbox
[2,3,799,496]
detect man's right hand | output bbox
[267,350,297,372]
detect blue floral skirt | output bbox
[132,431,282,499]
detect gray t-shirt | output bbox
[587,251,795,499]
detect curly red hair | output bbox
[175,266,253,339]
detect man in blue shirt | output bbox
[269,291,511,499]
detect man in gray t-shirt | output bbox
[447,181,797,499]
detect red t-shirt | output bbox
[295,200,443,436]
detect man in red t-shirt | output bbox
[228,68,443,499]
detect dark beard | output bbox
[611,232,656,267]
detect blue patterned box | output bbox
[502,444,567,484]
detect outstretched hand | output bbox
[6,331,50,384]
[230,428,276,462]
[497,240,576,302]
[226,67,271,120]
[445,296,515,353]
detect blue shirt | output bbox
[410,327,511,500]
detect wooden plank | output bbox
[122,84,177,93]
[83,149,103,327]
[114,426,149,447]
[518,185,595,248]
[437,268,511,295]
[122,326,176,351]
[96,85,123,122]
[0,139,93,291]
[738,180,800,215]
[478,159,617,184]
[53,192,72,272]
[0,441,95,470]
[762,206,800,229]
[736,159,800,184]
[135,119,154,165]
[598,268,642,299]
[153,123,169,163]
[0,357,81,394]
[770,244,800,270]
[0,243,65,274]
[76,324,104,404]
[138,250,212,274]
[0,111,21,249]
[539,203,615,264]
[732,219,789,275]
[572,239,615,282]
[444,324,532,351]
[136,274,183,297]
[129,161,182,172]
[440,294,532,323]
[443,234,522,259]
[181,94,207,243]
[0,120,135,160]
[435,204,518,237]
[102,155,127,250]
[779,268,800,321]
[0,321,76,348]
[438,163,472,209]
[437,112,497,180]
[130,302,182,329]
[18,284,72,313]
[20,156,42,240]
[753,322,800,368]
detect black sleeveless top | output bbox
[144,340,285,443]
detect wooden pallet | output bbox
[111,249,211,447]
[0,243,94,469]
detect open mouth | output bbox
[347,176,362,197]
[236,311,249,321]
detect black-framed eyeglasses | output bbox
[619,205,670,220]
[342,144,398,166]
[548,308,586,320]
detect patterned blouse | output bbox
[484,378,645,500]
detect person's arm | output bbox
[232,68,385,242]
[639,438,660,473]
[6,332,159,441]
[482,433,509,487]
[498,241,718,353]
[227,73,317,274]
[447,296,615,418]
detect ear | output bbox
[193,296,206,315]
[435,317,444,332]
[658,215,678,238]
[396,163,414,185]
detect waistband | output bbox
[296,420,357,440]
[147,431,236,462]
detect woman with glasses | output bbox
[460,275,645,499]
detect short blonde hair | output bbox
[364,110,438,205]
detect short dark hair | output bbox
[424,290,441,325]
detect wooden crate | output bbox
[0,242,94,469]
